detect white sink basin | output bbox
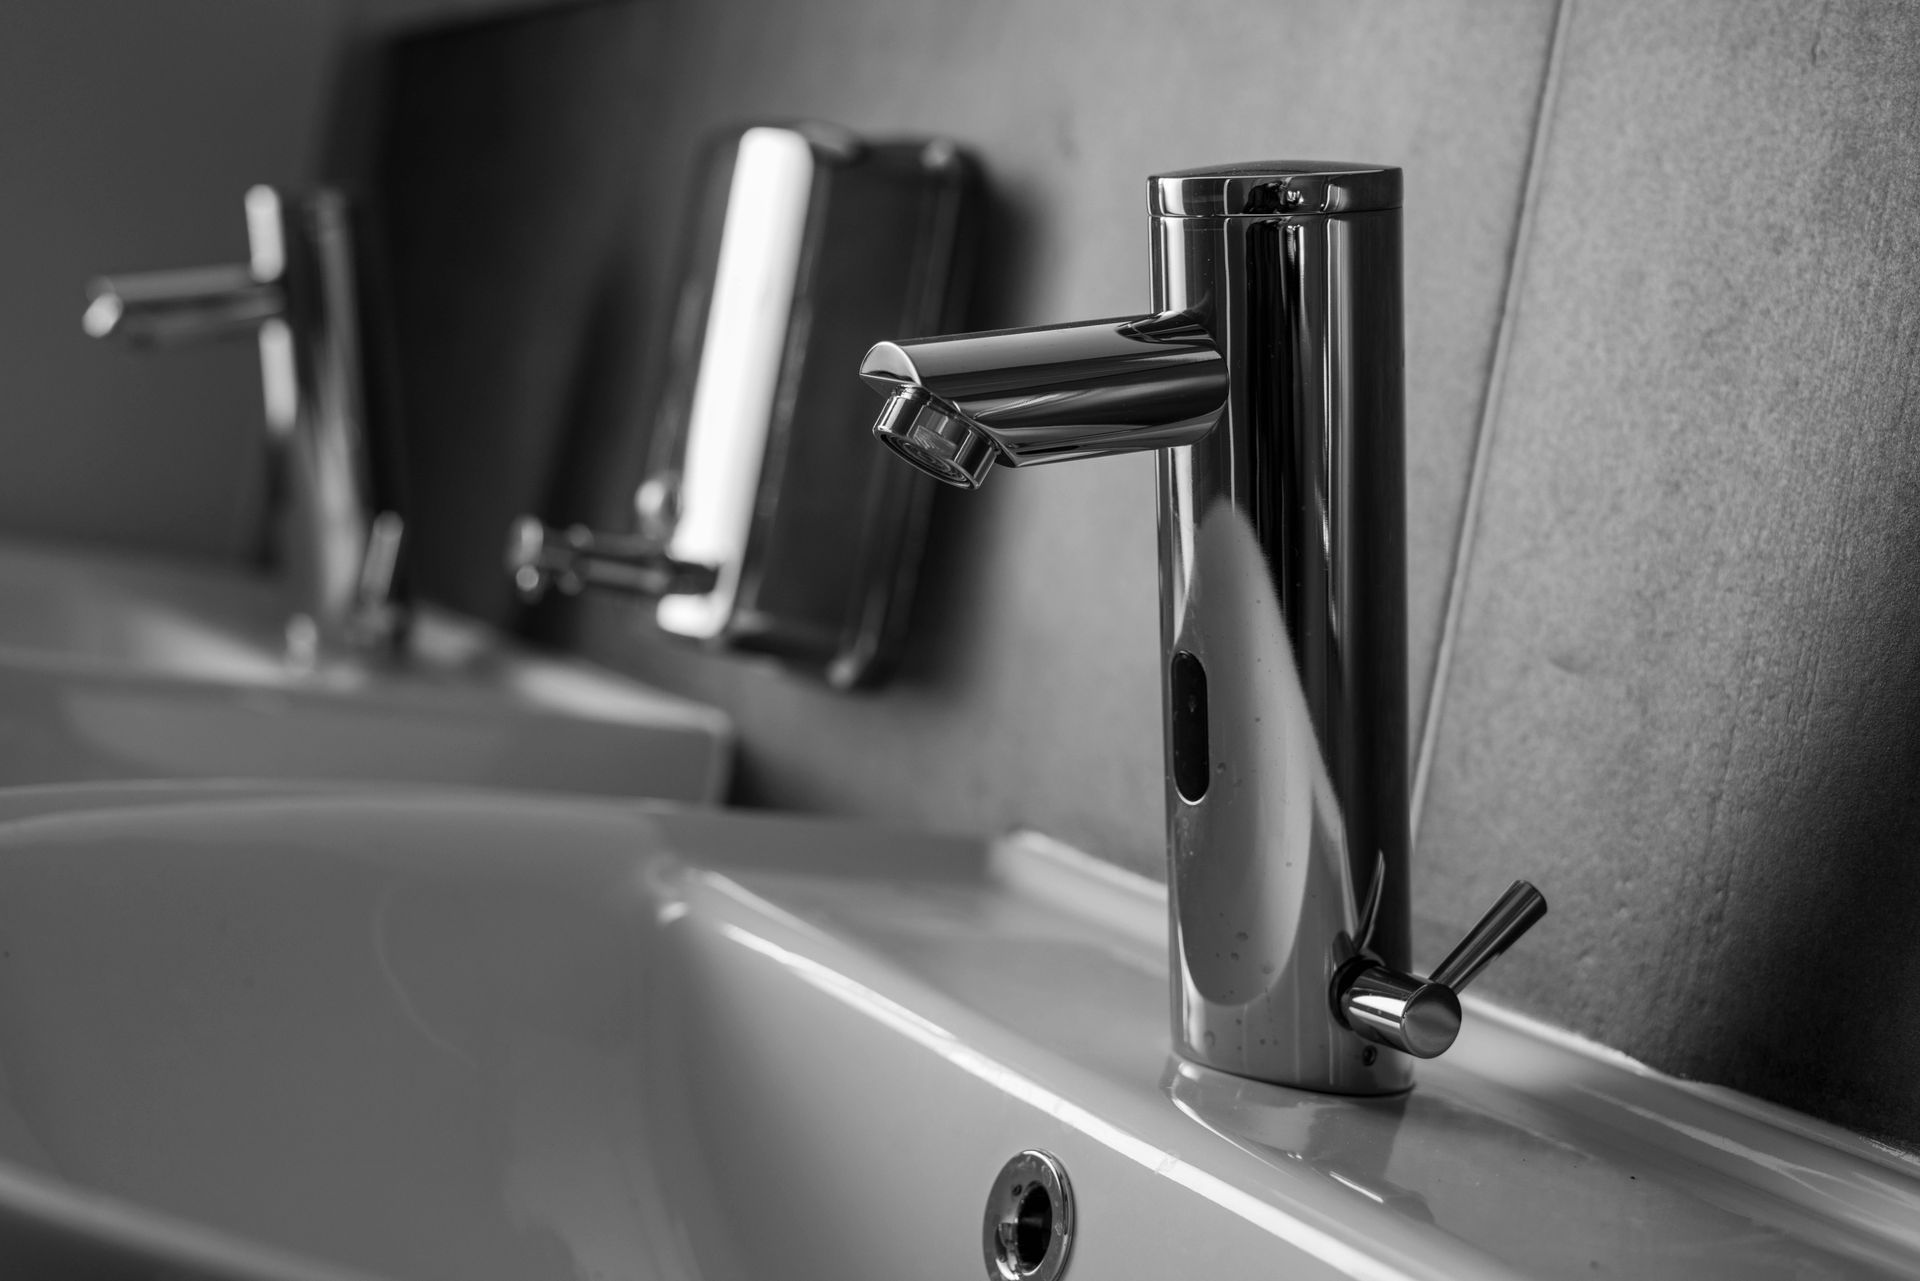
[0,786,1914,1280]
[0,540,729,799]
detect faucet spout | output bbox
[861,311,1225,488]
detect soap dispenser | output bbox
[509,122,980,689]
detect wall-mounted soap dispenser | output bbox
[509,122,980,689]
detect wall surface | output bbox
[1416,0,1920,1141]
[0,0,339,562]
[562,0,1560,879]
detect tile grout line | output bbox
[1411,0,1577,849]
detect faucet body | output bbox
[865,164,1541,1095]
[85,186,409,660]
[1150,170,1410,1092]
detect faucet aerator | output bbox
[871,386,995,489]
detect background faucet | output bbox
[862,161,1545,1095]
[84,185,409,661]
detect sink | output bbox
[0,540,729,799]
[0,786,1914,1280]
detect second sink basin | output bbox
[0,539,729,799]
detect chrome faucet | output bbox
[84,185,408,661]
[861,162,1546,1095]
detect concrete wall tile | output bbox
[1418,0,1920,1140]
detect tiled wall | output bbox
[1416,0,1920,1141]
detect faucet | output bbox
[860,162,1546,1095]
[84,185,409,661]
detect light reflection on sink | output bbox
[0,541,729,798]
[0,787,1916,1280]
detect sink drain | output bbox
[982,1149,1074,1280]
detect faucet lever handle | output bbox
[1335,880,1547,1060]
[1428,880,1548,994]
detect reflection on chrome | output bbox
[83,185,409,661]
[862,163,1545,1095]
